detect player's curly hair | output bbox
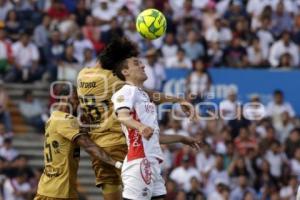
[98,37,139,80]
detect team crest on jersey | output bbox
[140,158,151,185]
[117,95,125,103]
[52,140,60,153]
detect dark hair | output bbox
[57,84,76,97]
[99,37,138,80]
[273,89,283,96]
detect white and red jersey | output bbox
[112,84,163,162]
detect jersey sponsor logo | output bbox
[44,166,62,178]
[52,140,60,154]
[140,158,151,185]
[79,81,96,88]
[116,95,125,103]
[144,104,155,113]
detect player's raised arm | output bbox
[159,134,201,150]
[144,88,196,119]
[74,134,122,169]
[116,108,153,140]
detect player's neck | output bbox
[126,79,143,88]
[57,105,70,114]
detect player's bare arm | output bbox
[159,134,201,150]
[144,88,195,119]
[74,134,122,169]
[116,108,153,140]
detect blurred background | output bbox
[0,0,300,199]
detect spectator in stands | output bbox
[220,87,239,121]
[222,37,248,68]
[276,111,295,143]
[72,31,93,63]
[143,48,165,90]
[47,0,69,21]
[161,32,178,59]
[5,32,41,83]
[186,177,204,200]
[33,14,51,50]
[165,179,177,200]
[230,175,257,200]
[247,37,268,68]
[290,148,300,181]
[196,142,215,177]
[92,0,118,32]
[269,31,299,68]
[57,45,79,82]
[170,154,201,192]
[278,53,293,69]
[207,42,223,67]
[285,128,300,159]
[0,81,12,134]
[279,175,298,200]
[224,0,248,29]
[201,1,219,32]
[82,16,105,53]
[33,14,51,65]
[233,18,252,45]
[45,30,65,81]
[266,90,295,128]
[205,154,230,194]
[293,14,300,45]
[259,126,278,154]
[166,48,192,69]
[0,137,18,161]
[182,30,205,60]
[264,140,288,179]
[73,0,91,27]
[186,59,211,102]
[124,20,141,44]
[3,169,31,200]
[0,24,12,77]
[81,48,96,67]
[253,159,276,191]
[101,17,124,44]
[271,1,293,38]
[0,0,13,21]
[208,178,230,200]
[205,18,232,48]
[256,16,274,59]
[4,10,22,42]
[172,0,202,23]
[57,14,79,40]
[18,90,46,133]
[234,126,257,156]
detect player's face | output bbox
[124,57,147,82]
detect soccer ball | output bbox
[136,9,167,40]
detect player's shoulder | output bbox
[112,84,137,100]
[51,111,76,122]
[117,84,138,94]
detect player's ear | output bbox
[121,68,129,77]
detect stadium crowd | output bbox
[0,0,300,199]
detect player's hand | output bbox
[180,100,197,121]
[181,136,202,150]
[138,125,153,140]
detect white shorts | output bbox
[122,157,166,200]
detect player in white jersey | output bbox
[106,38,201,200]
